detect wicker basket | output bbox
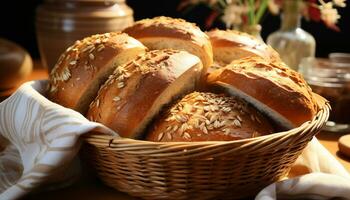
[83,103,330,200]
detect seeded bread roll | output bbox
[207,29,281,71]
[146,92,274,142]
[207,56,319,129]
[48,32,147,114]
[87,49,203,139]
[123,16,213,71]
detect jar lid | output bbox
[299,57,350,87]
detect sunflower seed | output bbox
[89,53,95,60]
[210,115,218,123]
[183,132,191,139]
[223,107,231,113]
[117,82,125,88]
[172,125,178,132]
[157,132,164,141]
[166,132,172,140]
[113,96,121,102]
[69,60,77,65]
[237,115,242,122]
[97,44,105,52]
[223,129,230,135]
[214,120,221,128]
[202,126,208,134]
[233,119,241,127]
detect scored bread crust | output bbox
[207,29,281,70]
[207,56,319,128]
[48,32,147,114]
[87,49,203,139]
[146,92,274,142]
[123,16,213,71]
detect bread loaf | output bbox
[48,32,147,114]
[123,16,213,71]
[87,49,203,139]
[207,56,318,128]
[207,29,281,70]
[46,17,325,142]
[146,92,274,142]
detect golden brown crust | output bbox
[208,29,264,48]
[124,17,205,45]
[207,56,318,127]
[47,32,146,113]
[123,16,213,69]
[207,29,281,70]
[87,49,203,138]
[146,92,274,142]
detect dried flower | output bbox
[178,0,346,30]
[333,0,346,7]
[305,2,322,22]
[268,0,281,15]
[320,2,341,25]
[222,3,248,28]
[179,0,268,27]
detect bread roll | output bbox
[146,92,274,142]
[207,29,281,70]
[48,32,147,114]
[123,16,213,71]
[87,49,203,139]
[207,56,318,129]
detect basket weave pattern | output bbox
[84,104,330,200]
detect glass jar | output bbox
[299,57,350,132]
[36,0,134,72]
[267,0,315,71]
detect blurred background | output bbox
[0,0,349,60]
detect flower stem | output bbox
[255,0,268,24]
[217,0,227,9]
[248,0,255,25]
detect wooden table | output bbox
[2,62,350,199]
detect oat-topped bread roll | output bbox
[207,29,281,70]
[207,56,318,129]
[123,16,213,71]
[48,32,147,114]
[87,49,203,139]
[146,92,274,142]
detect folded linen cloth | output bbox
[0,80,116,200]
[256,138,350,200]
[0,80,349,200]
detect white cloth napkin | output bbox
[0,80,116,200]
[255,138,350,200]
[0,80,350,200]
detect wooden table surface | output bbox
[2,61,350,199]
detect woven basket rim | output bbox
[84,102,330,146]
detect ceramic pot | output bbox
[0,38,33,90]
[36,0,134,72]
